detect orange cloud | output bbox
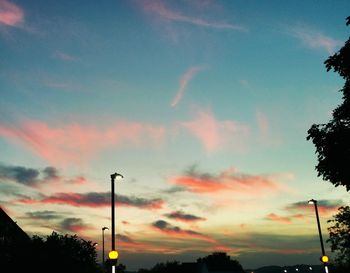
[179,109,249,152]
[0,119,165,165]
[265,213,292,224]
[169,166,284,196]
[0,0,24,27]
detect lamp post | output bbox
[102,226,109,264]
[308,199,329,273]
[110,172,123,273]
[111,172,123,251]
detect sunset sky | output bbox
[1,0,350,271]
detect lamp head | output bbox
[102,226,109,231]
[308,199,316,204]
[111,172,124,180]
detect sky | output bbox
[1,0,350,271]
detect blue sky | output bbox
[1,0,350,270]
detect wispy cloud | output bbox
[256,111,269,138]
[0,0,24,27]
[152,219,216,243]
[17,192,164,209]
[179,108,250,152]
[52,51,77,61]
[164,210,206,223]
[25,210,62,220]
[289,25,341,54]
[0,119,165,165]
[169,165,286,196]
[171,65,206,107]
[139,0,245,31]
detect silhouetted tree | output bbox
[327,206,350,270]
[307,16,350,191]
[198,252,245,272]
[7,231,101,273]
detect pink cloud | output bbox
[169,166,285,196]
[139,0,245,31]
[171,65,206,107]
[0,0,24,27]
[0,119,165,165]
[179,109,250,152]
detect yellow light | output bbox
[108,250,119,260]
[321,255,329,263]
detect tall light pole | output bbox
[102,226,109,264]
[308,199,329,273]
[111,172,123,251]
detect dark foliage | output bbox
[307,16,350,191]
[137,261,181,273]
[137,252,245,273]
[198,252,245,272]
[327,206,350,269]
[2,231,101,273]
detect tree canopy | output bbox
[307,16,350,191]
[2,231,101,273]
[327,206,350,270]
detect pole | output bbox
[309,199,328,273]
[313,201,326,256]
[111,174,115,251]
[102,228,105,264]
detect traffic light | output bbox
[108,250,119,265]
[321,255,329,263]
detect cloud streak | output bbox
[25,210,62,220]
[152,220,216,243]
[164,210,206,223]
[17,192,164,209]
[139,0,245,31]
[171,66,206,107]
[286,199,343,216]
[0,0,24,27]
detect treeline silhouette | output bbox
[1,228,244,273]
[137,252,245,273]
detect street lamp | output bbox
[110,172,123,273]
[308,199,329,273]
[111,172,123,250]
[102,226,109,264]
